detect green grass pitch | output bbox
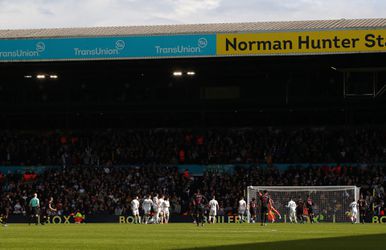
[0,223,385,250]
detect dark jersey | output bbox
[250,201,257,209]
[193,194,206,206]
[250,201,257,215]
[296,200,304,211]
[358,199,367,211]
[48,200,53,211]
[1,197,11,213]
[306,198,314,209]
[260,195,270,208]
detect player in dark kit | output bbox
[192,190,207,227]
[296,197,304,223]
[40,197,57,225]
[249,198,257,223]
[258,190,270,226]
[358,195,367,224]
[306,196,314,223]
[1,194,11,227]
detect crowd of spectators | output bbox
[1,164,385,220]
[0,127,385,166]
[1,165,186,216]
[0,127,385,221]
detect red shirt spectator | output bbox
[179,149,185,163]
[196,136,204,145]
[60,136,67,144]
[23,172,37,182]
[183,169,190,179]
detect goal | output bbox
[246,186,360,223]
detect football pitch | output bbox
[0,223,385,250]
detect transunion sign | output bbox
[217,29,386,56]
[1,29,386,61]
[0,34,216,61]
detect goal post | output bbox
[246,186,360,223]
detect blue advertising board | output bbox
[0,34,216,61]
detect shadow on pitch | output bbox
[178,233,386,250]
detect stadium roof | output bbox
[0,18,386,39]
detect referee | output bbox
[29,193,40,225]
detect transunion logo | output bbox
[0,42,46,58]
[155,37,208,54]
[74,40,125,56]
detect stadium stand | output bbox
[1,18,386,226]
[0,127,385,165]
[0,128,384,221]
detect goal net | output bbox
[247,186,360,223]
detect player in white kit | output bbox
[158,195,165,224]
[152,194,160,223]
[142,195,153,224]
[349,199,359,224]
[131,196,141,224]
[208,196,219,224]
[238,197,247,223]
[286,199,297,223]
[161,196,170,224]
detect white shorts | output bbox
[132,209,139,216]
[143,209,151,215]
[158,208,163,215]
[209,209,217,216]
[238,209,246,215]
[351,210,358,217]
[163,209,170,216]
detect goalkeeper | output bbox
[267,199,281,223]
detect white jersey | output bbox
[287,200,297,212]
[161,200,170,211]
[131,199,140,211]
[209,199,218,216]
[209,199,219,211]
[153,197,159,209]
[158,198,165,211]
[239,199,247,211]
[349,201,358,212]
[142,198,153,211]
